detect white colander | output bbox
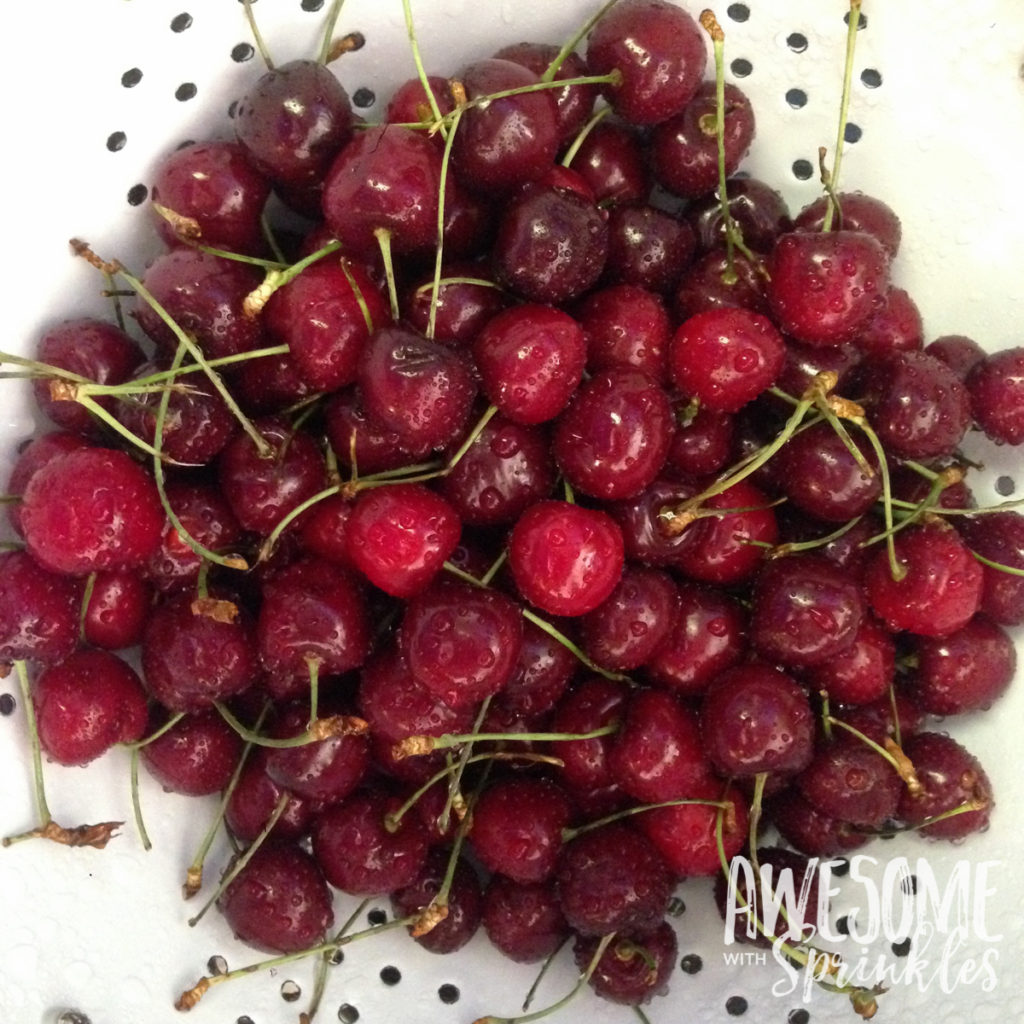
[1,2,1022,1023]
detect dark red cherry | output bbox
[577,283,672,384]
[574,921,677,1006]
[805,614,895,707]
[565,121,649,206]
[232,348,318,415]
[33,649,148,766]
[766,230,889,348]
[80,569,151,650]
[508,500,624,616]
[611,476,699,568]
[855,286,923,354]
[767,787,868,858]
[494,616,579,720]
[218,842,334,954]
[553,368,674,500]
[150,140,271,255]
[235,59,353,189]
[925,334,986,380]
[385,74,455,134]
[967,346,1024,445]
[665,402,736,479]
[140,707,243,797]
[585,0,706,125]
[21,447,164,576]
[32,319,144,438]
[0,551,80,666]
[687,177,793,255]
[482,877,569,963]
[401,264,508,349]
[673,248,769,319]
[602,203,696,295]
[225,747,320,842]
[959,511,1024,625]
[324,387,413,475]
[4,432,90,538]
[776,341,862,402]
[794,191,902,258]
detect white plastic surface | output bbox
[1,2,1023,1023]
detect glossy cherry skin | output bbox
[669,307,785,412]
[80,569,151,650]
[553,368,675,501]
[674,248,769,319]
[567,124,649,207]
[864,522,983,637]
[482,877,569,963]
[687,177,792,255]
[766,230,889,347]
[218,842,335,954]
[4,432,91,538]
[346,483,461,600]
[150,140,271,255]
[224,747,320,843]
[0,551,81,666]
[402,263,508,349]
[509,500,625,616]
[856,286,923,354]
[140,708,243,796]
[473,304,587,425]
[21,447,164,576]
[495,616,579,719]
[794,191,902,258]
[324,387,415,475]
[925,334,986,380]
[805,614,895,707]
[959,511,1024,625]
[699,664,815,778]
[322,125,442,257]
[577,283,672,384]
[32,319,144,438]
[767,788,869,858]
[33,649,148,766]
[235,59,353,189]
[586,0,706,125]
[967,346,1024,445]
[575,922,677,1006]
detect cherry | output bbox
[390,847,484,954]
[149,140,271,255]
[553,367,675,500]
[608,687,714,803]
[134,248,266,361]
[482,876,568,963]
[896,732,992,841]
[322,125,443,257]
[225,747,320,843]
[141,590,259,712]
[776,340,862,402]
[673,248,769,319]
[669,307,785,412]
[140,707,243,796]
[451,58,559,194]
[611,477,700,568]
[925,334,986,380]
[665,402,735,477]
[566,121,649,206]
[644,580,747,696]
[556,822,673,936]
[687,177,793,255]
[576,283,671,384]
[767,787,869,859]
[385,73,455,133]
[346,483,461,600]
[264,259,389,393]
[855,286,923,354]
[80,569,151,650]
[400,579,523,709]
[324,387,415,475]
[837,690,924,748]
[4,431,90,538]
[401,264,508,349]
[32,319,144,438]
[492,183,608,304]
[0,551,81,666]
[470,776,572,883]
[235,59,353,189]
[494,616,579,720]
[750,554,865,668]
[766,230,889,348]
[794,191,902,259]
[579,565,678,672]
[906,614,1016,715]
[21,447,164,576]
[805,614,895,707]
[218,842,335,954]
[358,326,477,456]
[218,417,326,537]
[473,304,586,425]
[32,649,148,766]
[700,664,815,778]
[233,348,318,415]
[585,0,706,125]
[864,522,983,637]
[574,921,677,1006]
[966,346,1024,445]
[959,511,1024,625]
[651,82,756,199]
[508,499,624,616]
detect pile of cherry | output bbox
[2,0,1023,1018]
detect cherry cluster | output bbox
[1,0,1022,1019]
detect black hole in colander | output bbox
[996,475,1016,496]
[792,159,814,181]
[861,67,883,88]
[844,122,863,143]
[106,131,127,153]
[379,965,401,986]
[170,12,193,33]
[352,87,376,108]
[121,67,143,88]
[680,953,703,975]
[302,0,325,10]
[892,937,912,957]
[785,88,807,109]
[730,58,752,78]
[338,1006,360,1024]
[788,1010,810,1024]
[726,3,750,22]
[438,984,460,1004]
[228,99,239,119]
[232,42,255,62]
[367,908,387,926]
[127,184,149,206]
[0,694,16,716]
[175,82,198,102]
[844,11,868,29]
[786,32,808,53]
[726,995,749,1016]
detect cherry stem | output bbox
[401,0,448,137]
[103,268,127,331]
[317,0,348,65]
[374,228,401,322]
[213,701,367,750]
[439,695,492,834]
[393,722,619,760]
[187,791,290,928]
[473,933,616,1024]
[561,103,612,168]
[306,656,321,732]
[6,659,51,834]
[887,683,903,748]
[304,899,371,1024]
[826,716,923,796]
[261,211,288,264]
[124,711,187,751]
[770,515,863,559]
[242,239,343,317]
[822,0,863,232]
[521,937,572,1011]
[541,0,620,82]
[241,0,274,70]
[183,703,269,900]
[129,747,152,851]
[970,550,1024,578]
[446,403,498,474]
[429,107,465,339]
[339,260,377,334]
[562,797,730,843]
[79,573,96,644]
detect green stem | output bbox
[401,0,448,136]
[822,0,863,231]
[541,0,621,82]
